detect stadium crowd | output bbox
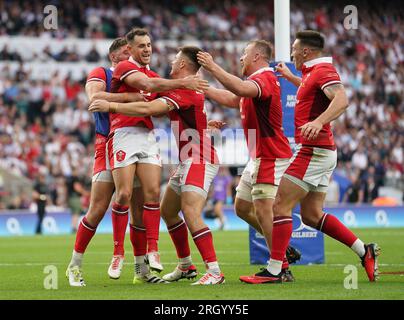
[0,0,402,210]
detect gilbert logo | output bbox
[116,150,126,162]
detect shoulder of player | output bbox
[86,67,107,83]
[114,60,141,73]
[313,63,339,75]
[249,69,278,84]
[87,66,107,82]
[88,66,106,74]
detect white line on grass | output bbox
[1,263,404,267]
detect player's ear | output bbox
[109,53,115,63]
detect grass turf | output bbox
[0,228,403,300]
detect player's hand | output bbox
[207,120,226,130]
[197,52,216,72]
[275,62,294,80]
[299,119,323,141]
[183,75,209,91]
[88,99,110,113]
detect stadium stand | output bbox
[0,0,402,209]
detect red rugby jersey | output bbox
[295,57,342,147]
[240,67,292,160]
[110,56,159,133]
[159,89,218,164]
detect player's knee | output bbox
[272,199,287,218]
[182,204,200,220]
[301,212,321,228]
[115,188,132,205]
[183,211,204,232]
[254,206,270,223]
[234,200,251,220]
[143,188,160,203]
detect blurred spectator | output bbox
[32,172,49,234]
[206,167,233,230]
[0,0,402,209]
[85,44,101,62]
[65,167,87,233]
[325,176,340,206]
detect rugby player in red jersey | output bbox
[197,41,300,282]
[66,38,145,286]
[90,46,225,285]
[106,29,208,284]
[245,30,380,283]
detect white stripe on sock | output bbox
[168,220,185,232]
[112,208,129,214]
[192,229,210,240]
[143,205,160,211]
[274,218,292,225]
[81,220,96,231]
[319,213,328,231]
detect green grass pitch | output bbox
[1,228,404,300]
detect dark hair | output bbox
[179,46,202,72]
[248,40,273,60]
[108,37,127,54]
[125,28,150,44]
[296,30,325,50]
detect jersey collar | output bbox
[248,66,274,78]
[128,56,150,70]
[303,56,333,68]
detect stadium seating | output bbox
[0,0,402,209]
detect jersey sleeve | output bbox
[113,61,140,82]
[316,65,342,91]
[158,89,192,110]
[248,73,273,100]
[86,67,106,84]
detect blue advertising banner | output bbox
[1,206,403,236]
[249,211,325,265]
[270,61,301,142]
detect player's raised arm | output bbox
[85,79,144,103]
[205,86,240,108]
[275,62,302,87]
[124,71,208,93]
[197,51,259,98]
[299,83,349,141]
[89,98,174,117]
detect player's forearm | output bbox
[111,99,169,117]
[286,74,302,87]
[141,77,186,93]
[210,64,248,97]
[316,91,349,125]
[90,92,143,103]
[205,87,240,108]
[112,101,150,117]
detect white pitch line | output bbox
[1,263,404,267]
[84,250,250,255]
